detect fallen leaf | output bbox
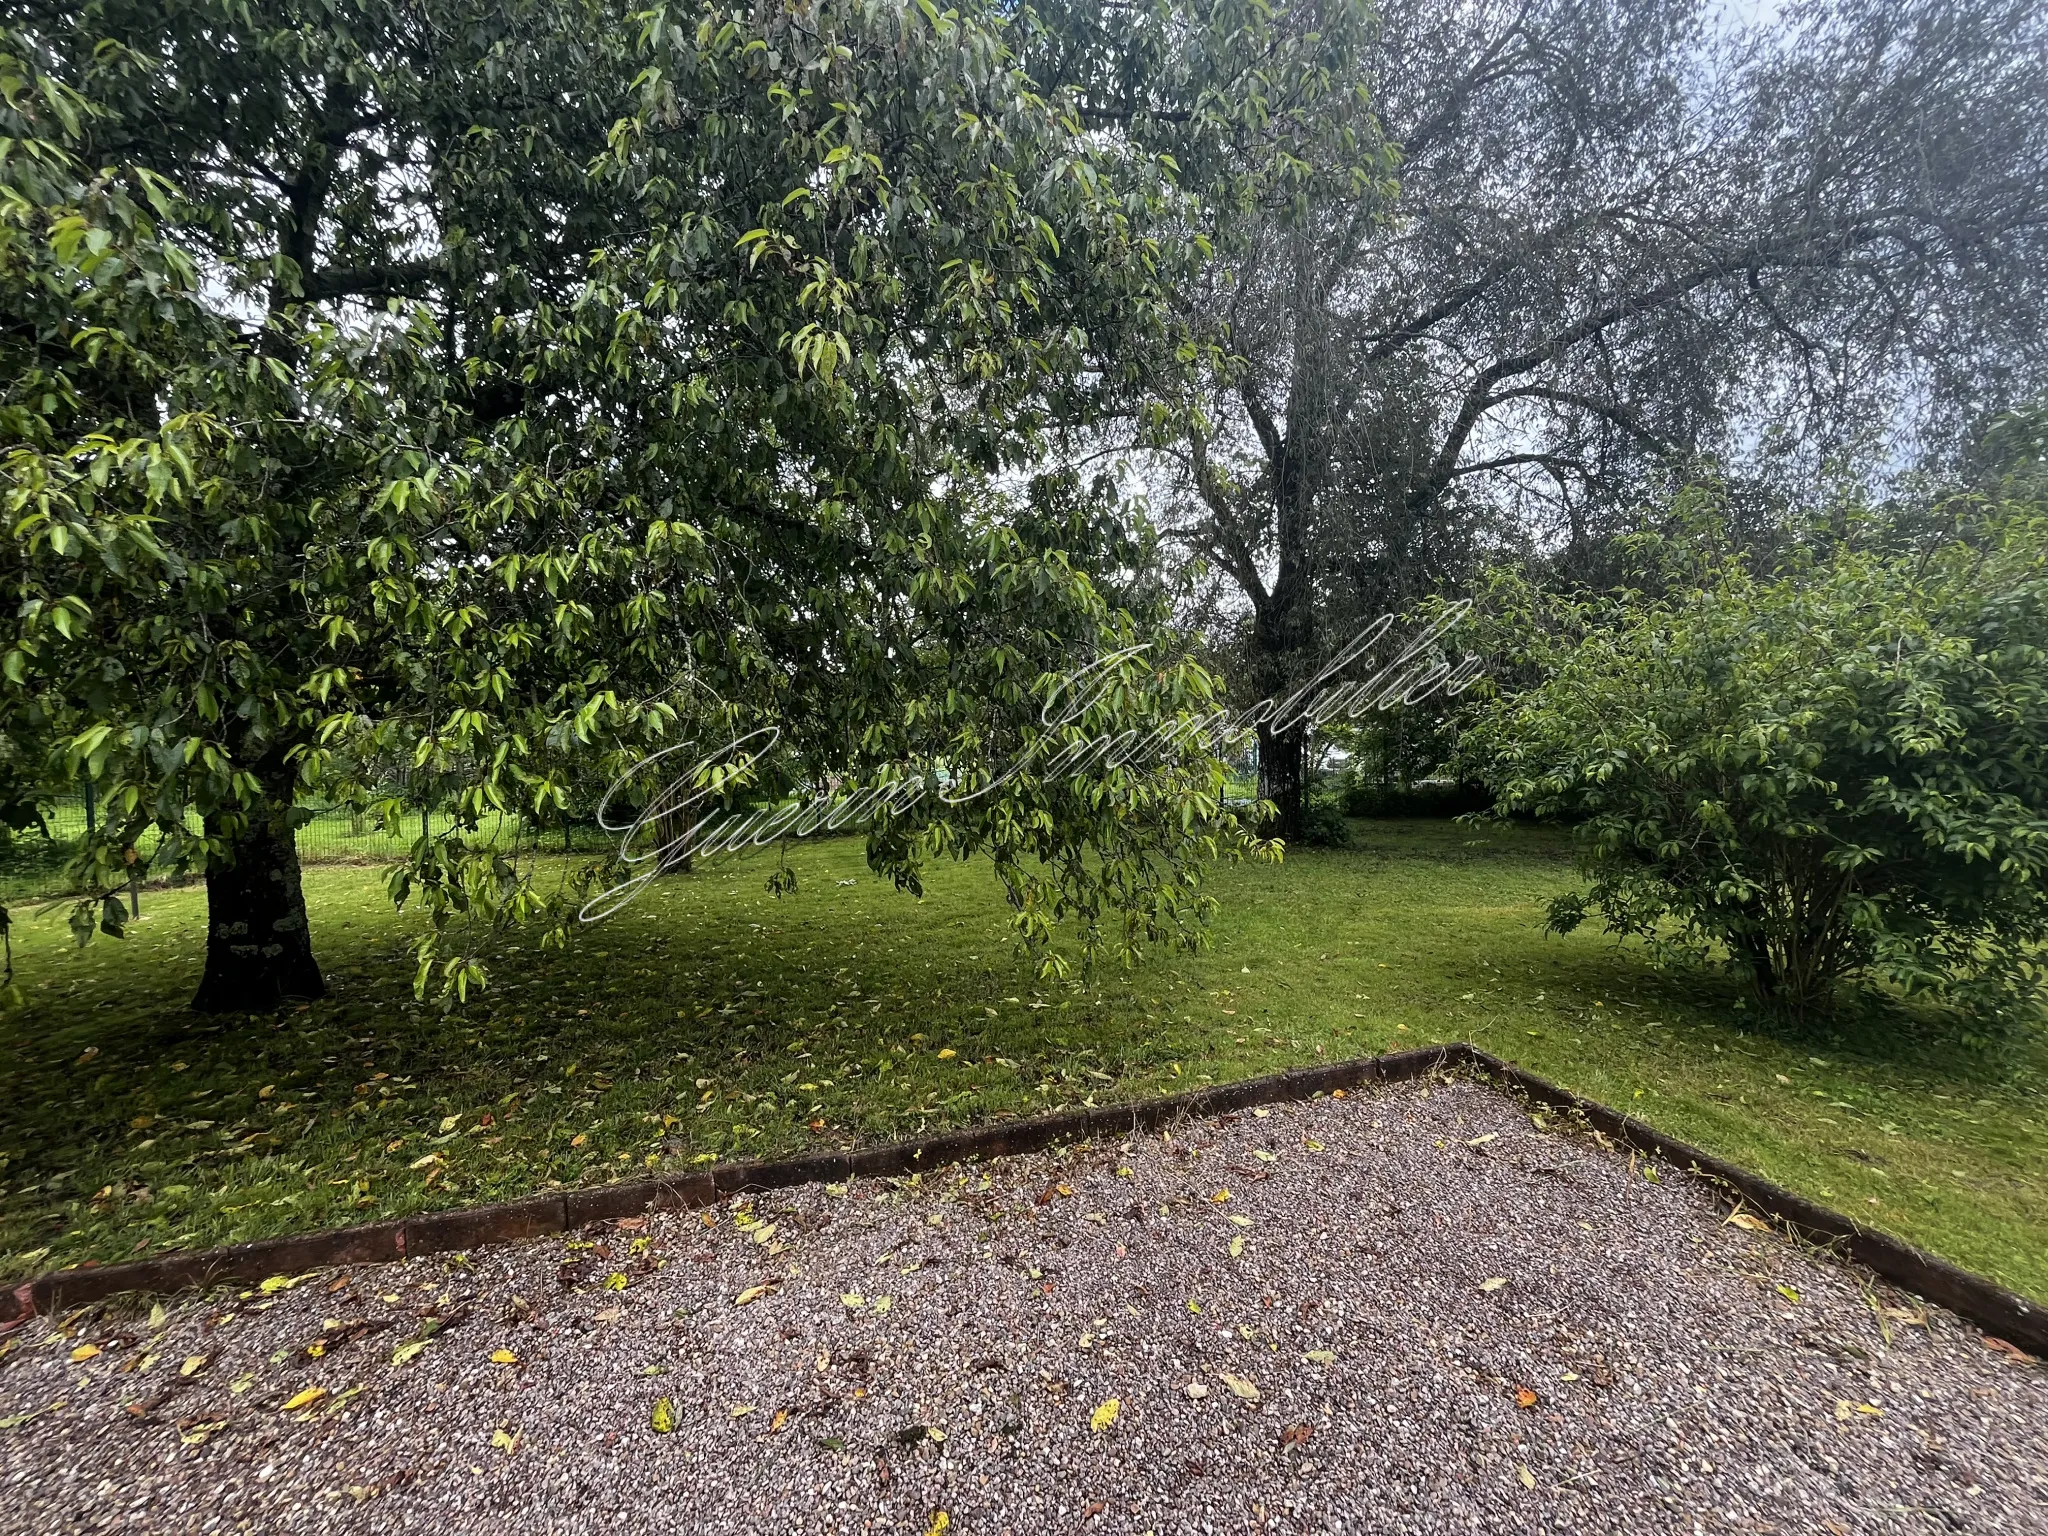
[937,1049,956,1060]
[770,1409,789,1433]
[490,1349,518,1365]
[490,1426,520,1453]
[1302,1350,1336,1365]
[924,1514,950,1536]
[841,1293,865,1309]
[1280,1423,1312,1449]
[730,1403,757,1418]
[1725,1212,1771,1232]
[734,1285,773,1306]
[1217,1372,1260,1402]
[1466,1134,1497,1148]
[651,1397,677,1433]
[179,1355,208,1377]
[69,1344,101,1363]
[871,1296,893,1314]
[281,1386,327,1412]
[1776,1284,1801,1304]
[1228,1236,1246,1259]
[603,1272,629,1292]
[1984,1336,2034,1362]
[1184,1382,1209,1399]
[439,1114,461,1134]
[1515,1387,1539,1409]
[1517,1464,1536,1490]
[1090,1398,1120,1432]
[1210,1189,1231,1203]
[1478,1277,1509,1293]
[391,1341,428,1366]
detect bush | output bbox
[1296,788,1353,847]
[1460,499,2048,1027]
[1338,774,1492,820]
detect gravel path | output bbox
[2,1075,2043,1535]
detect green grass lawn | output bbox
[3,820,2043,1301]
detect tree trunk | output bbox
[1256,719,1309,844]
[192,800,325,1012]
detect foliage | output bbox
[1,1,1268,1007]
[1142,0,2048,838]
[1460,489,2048,1028]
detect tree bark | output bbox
[1256,718,1308,844]
[192,800,325,1012]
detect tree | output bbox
[1132,0,2048,839]
[2,0,1260,1012]
[1458,487,2048,1027]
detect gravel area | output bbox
[2,1074,2043,1535]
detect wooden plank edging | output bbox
[2,1041,2040,1357]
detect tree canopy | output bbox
[1,0,1267,1011]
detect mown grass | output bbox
[2,819,2042,1300]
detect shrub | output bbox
[1460,500,2048,1027]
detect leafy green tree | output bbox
[2,1,1262,1013]
[1459,489,2048,1026]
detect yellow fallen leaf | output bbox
[1303,1350,1336,1365]
[1210,1189,1231,1203]
[69,1344,101,1362]
[439,1114,461,1134]
[1479,1277,1509,1292]
[937,1049,956,1060]
[872,1296,893,1313]
[391,1340,427,1366]
[1517,1464,1536,1490]
[1218,1372,1260,1401]
[1090,1398,1120,1432]
[841,1293,865,1308]
[1228,1236,1246,1258]
[490,1426,519,1453]
[259,1274,301,1294]
[179,1355,208,1377]
[1466,1134,1497,1147]
[770,1408,789,1432]
[281,1386,327,1412]
[490,1349,518,1365]
[651,1397,677,1433]
[1776,1284,1801,1303]
[730,1403,757,1418]
[924,1514,950,1536]
[1725,1211,1771,1232]
[735,1285,773,1306]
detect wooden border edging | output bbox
[3,1041,2041,1356]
